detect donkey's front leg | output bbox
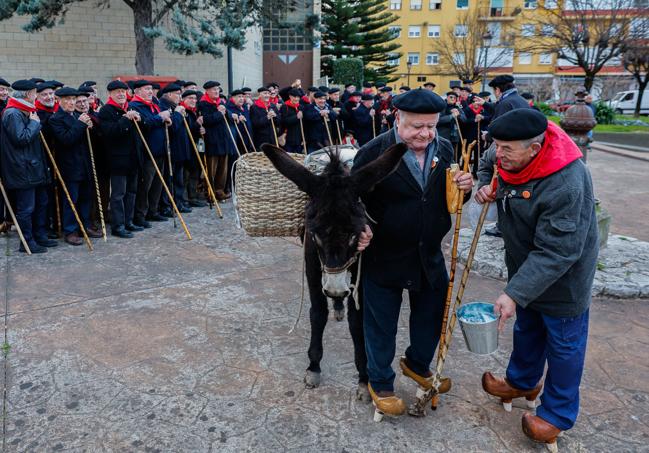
[304,239,328,389]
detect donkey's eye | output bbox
[348,235,357,246]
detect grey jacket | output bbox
[495,159,598,317]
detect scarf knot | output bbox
[131,95,160,113]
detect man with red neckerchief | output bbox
[475,108,598,451]
[250,86,280,150]
[279,88,305,153]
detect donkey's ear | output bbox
[351,143,408,194]
[261,144,319,195]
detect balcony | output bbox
[478,6,522,21]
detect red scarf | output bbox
[35,100,55,113]
[200,93,221,107]
[498,122,583,186]
[106,96,128,111]
[284,99,300,111]
[301,95,311,104]
[254,98,270,110]
[269,95,280,105]
[131,95,160,113]
[180,101,196,113]
[469,104,483,115]
[6,97,36,114]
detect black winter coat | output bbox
[279,103,303,147]
[198,99,235,156]
[158,98,190,163]
[353,131,456,291]
[349,104,376,146]
[250,103,280,149]
[97,103,141,176]
[437,103,467,144]
[0,108,49,189]
[129,101,167,158]
[303,104,337,147]
[493,90,530,119]
[48,110,92,182]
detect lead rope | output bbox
[289,229,308,334]
[351,252,363,310]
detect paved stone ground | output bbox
[0,150,648,452]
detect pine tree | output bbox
[321,0,401,82]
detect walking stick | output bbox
[336,119,343,145]
[298,115,308,155]
[86,129,107,241]
[40,132,93,251]
[183,116,222,218]
[0,178,31,254]
[269,114,280,147]
[242,122,257,153]
[409,166,497,417]
[54,181,62,237]
[234,120,250,154]
[475,120,482,173]
[222,112,242,157]
[454,115,464,144]
[164,124,177,229]
[198,130,211,208]
[372,114,376,139]
[323,116,333,145]
[132,120,192,240]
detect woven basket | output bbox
[234,152,308,237]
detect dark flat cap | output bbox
[307,86,319,92]
[392,88,446,114]
[107,80,128,91]
[423,82,436,87]
[361,93,374,101]
[460,86,472,92]
[288,88,302,97]
[46,80,64,88]
[267,82,279,88]
[77,86,94,96]
[488,75,515,88]
[159,83,181,96]
[152,82,161,90]
[182,81,196,88]
[446,91,457,97]
[318,85,329,93]
[55,87,79,97]
[462,79,474,84]
[133,79,152,89]
[379,86,393,92]
[488,108,547,141]
[362,82,372,88]
[12,79,37,91]
[203,81,220,89]
[29,78,45,84]
[375,82,386,88]
[173,80,185,86]
[0,78,10,87]
[328,87,340,94]
[82,80,96,87]
[351,91,363,97]
[36,82,56,93]
[478,91,491,97]
[313,91,327,99]
[230,89,244,96]
[241,87,252,92]
[181,90,199,99]
[344,83,355,88]
[399,86,411,91]
[257,86,270,93]
[520,92,534,100]
[127,80,135,89]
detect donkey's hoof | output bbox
[356,383,371,403]
[334,308,345,321]
[304,371,321,389]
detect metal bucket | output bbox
[457,302,499,355]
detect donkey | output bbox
[261,143,408,401]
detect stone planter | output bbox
[596,200,611,249]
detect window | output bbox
[417,76,427,82]
[426,52,440,65]
[389,26,401,38]
[453,52,465,64]
[454,24,468,37]
[524,0,537,8]
[408,52,420,65]
[631,18,649,38]
[541,24,555,36]
[428,25,441,37]
[544,0,558,8]
[429,0,442,9]
[539,53,553,64]
[390,0,402,10]
[410,0,423,9]
[521,24,535,37]
[457,0,469,9]
[518,52,532,64]
[408,25,422,37]
[387,54,400,66]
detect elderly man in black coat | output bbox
[475,109,598,451]
[303,91,337,153]
[352,88,473,418]
[49,87,103,245]
[0,79,56,253]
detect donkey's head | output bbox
[262,143,407,298]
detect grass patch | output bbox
[547,114,649,133]
[1,342,10,355]
[597,261,606,271]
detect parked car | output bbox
[608,90,649,115]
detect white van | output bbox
[609,90,649,115]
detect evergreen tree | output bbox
[321,0,401,82]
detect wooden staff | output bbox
[242,122,257,153]
[234,119,250,154]
[85,129,107,241]
[132,120,192,240]
[54,180,62,237]
[0,178,31,254]
[183,116,222,218]
[298,115,308,155]
[222,112,242,157]
[454,114,464,144]
[40,132,93,251]
[372,112,377,139]
[164,124,177,228]
[269,112,280,147]
[323,116,333,145]
[336,119,343,145]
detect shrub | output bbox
[332,58,364,87]
[537,102,555,116]
[595,102,615,125]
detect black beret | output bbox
[460,86,472,92]
[392,88,446,114]
[29,78,45,84]
[362,82,372,88]
[318,85,329,93]
[181,90,199,99]
[82,80,96,87]
[313,91,327,99]
[288,88,302,97]
[0,78,10,87]
[36,82,56,93]
[152,83,161,90]
[230,89,244,96]
[488,108,548,141]
[203,81,220,89]
[241,87,251,92]
[55,87,80,97]
[12,79,37,91]
[46,80,64,88]
[307,86,319,92]
[127,80,136,89]
[77,86,94,96]
[173,80,185,86]
[423,82,436,87]
[267,82,279,88]
[107,80,128,91]
[379,86,393,92]
[375,82,386,88]
[462,79,474,84]
[159,83,182,96]
[446,91,457,97]
[257,86,270,93]
[488,75,515,88]
[399,86,411,91]
[328,87,340,94]
[182,81,197,88]
[133,79,152,89]
[360,93,374,101]
[344,83,355,88]
[351,91,363,97]
[520,92,534,100]
[478,91,491,97]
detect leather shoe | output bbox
[126,223,144,232]
[482,371,542,411]
[0,221,10,234]
[64,232,83,246]
[399,357,451,394]
[86,227,104,238]
[368,384,406,420]
[178,205,192,213]
[160,209,174,218]
[133,219,152,229]
[34,237,58,247]
[20,241,47,253]
[188,199,207,208]
[522,413,561,451]
[111,226,133,238]
[146,213,168,222]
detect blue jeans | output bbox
[363,272,447,392]
[506,305,589,430]
[12,186,48,244]
[62,181,92,235]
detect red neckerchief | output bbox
[6,97,36,113]
[301,95,311,104]
[269,95,280,105]
[106,96,128,111]
[469,104,484,115]
[131,95,160,113]
[180,101,196,113]
[254,98,270,110]
[379,98,391,111]
[200,93,221,107]
[126,92,133,102]
[92,100,100,111]
[35,100,56,113]
[284,100,300,111]
[497,122,583,186]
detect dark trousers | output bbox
[184,162,203,202]
[160,161,186,210]
[206,155,228,197]
[284,144,304,154]
[0,196,4,223]
[62,180,92,236]
[506,306,589,430]
[362,272,447,392]
[110,173,137,229]
[12,186,48,244]
[135,155,165,220]
[91,172,110,227]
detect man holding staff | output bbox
[474,109,598,452]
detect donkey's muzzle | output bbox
[322,270,352,298]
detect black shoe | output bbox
[133,219,152,229]
[111,226,134,238]
[19,242,47,254]
[125,223,144,232]
[146,213,168,222]
[35,237,58,247]
[47,230,59,239]
[160,209,174,218]
[484,224,502,238]
[178,205,192,214]
[188,199,207,208]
